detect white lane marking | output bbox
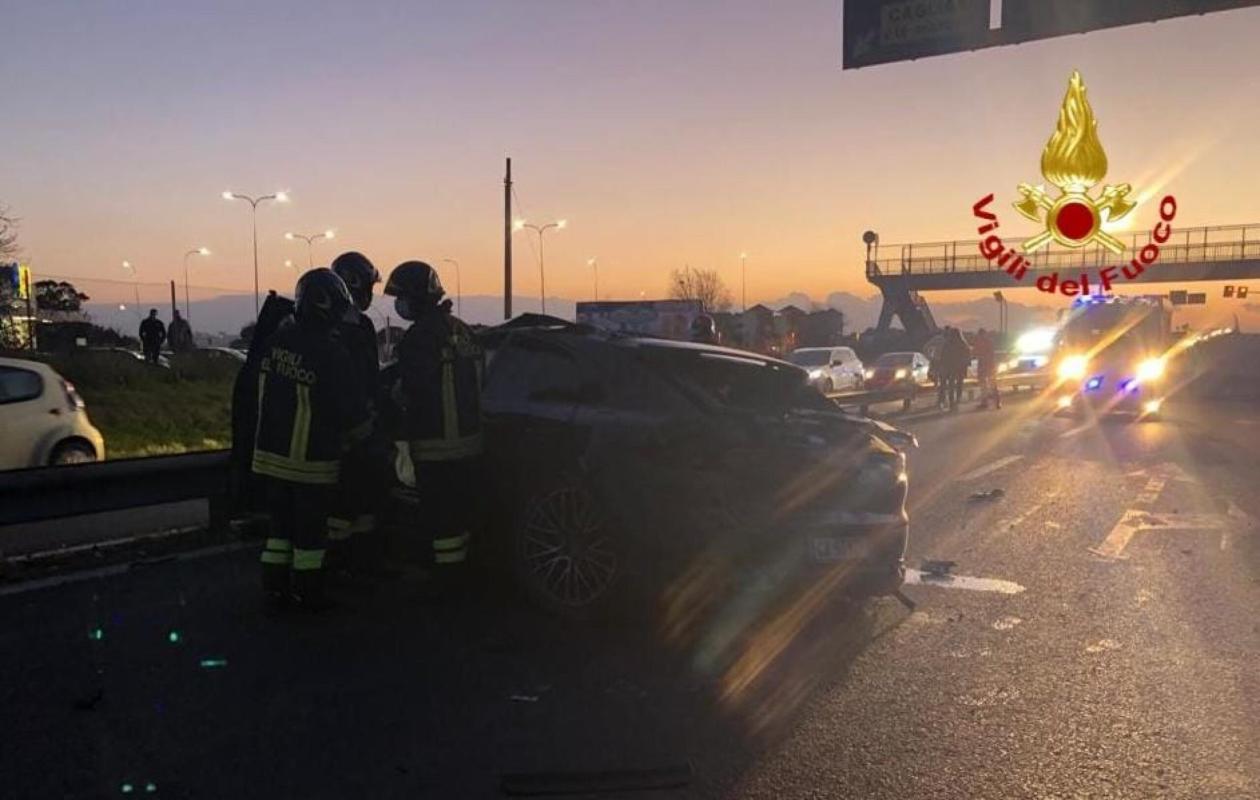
[0,542,254,597]
[1085,638,1122,653]
[1091,509,1238,559]
[996,491,1062,530]
[904,569,1025,594]
[956,455,1024,482]
[1060,423,1092,439]
[992,616,1022,630]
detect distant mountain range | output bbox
[83,289,1060,338]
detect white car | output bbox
[0,357,106,469]
[788,346,866,393]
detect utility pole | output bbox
[169,280,177,321]
[504,157,512,320]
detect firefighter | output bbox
[326,252,384,559]
[254,269,370,610]
[230,290,295,519]
[384,261,484,585]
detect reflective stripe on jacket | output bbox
[251,319,368,485]
[395,308,484,462]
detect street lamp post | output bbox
[285,229,335,269]
[740,252,748,312]
[222,190,289,318]
[513,218,567,315]
[588,257,598,302]
[182,247,210,323]
[121,260,141,309]
[441,258,462,317]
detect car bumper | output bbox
[1060,385,1163,415]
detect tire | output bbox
[513,479,624,620]
[50,440,97,465]
[822,378,834,395]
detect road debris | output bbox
[921,559,957,577]
[969,489,1005,501]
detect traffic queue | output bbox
[231,253,482,612]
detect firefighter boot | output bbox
[291,569,337,613]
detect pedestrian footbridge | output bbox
[866,222,1260,339]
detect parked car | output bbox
[465,322,912,619]
[88,346,170,369]
[0,357,106,469]
[788,346,865,393]
[863,351,931,390]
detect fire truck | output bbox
[1052,295,1173,418]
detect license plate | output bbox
[809,536,856,562]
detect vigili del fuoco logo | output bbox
[971,71,1178,297]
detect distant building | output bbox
[797,308,846,347]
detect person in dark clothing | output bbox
[384,261,484,586]
[326,252,387,563]
[973,327,1000,409]
[941,327,972,411]
[138,309,166,363]
[253,270,370,611]
[931,328,951,409]
[230,291,295,517]
[167,309,193,353]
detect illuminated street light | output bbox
[222,190,290,318]
[442,258,462,317]
[120,260,140,309]
[285,229,335,268]
[182,247,210,324]
[514,219,567,314]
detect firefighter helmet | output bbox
[294,268,352,327]
[384,261,445,303]
[330,251,380,311]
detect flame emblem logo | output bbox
[1014,71,1136,254]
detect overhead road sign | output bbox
[843,0,1260,69]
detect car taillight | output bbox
[62,379,85,410]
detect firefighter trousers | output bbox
[260,478,333,595]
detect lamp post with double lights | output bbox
[120,260,141,309]
[222,190,289,318]
[285,229,335,268]
[182,247,210,323]
[441,258,462,317]
[513,218,566,315]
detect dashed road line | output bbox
[956,455,1024,482]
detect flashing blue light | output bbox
[1086,377,1103,390]
[1118,378,1137,393]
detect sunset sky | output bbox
[5,1,1260,328]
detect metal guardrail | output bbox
[0,450,232,527]
[828,371,1046,412]
[868,222,1260,277]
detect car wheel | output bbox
[50,440,96,465]
[514,480,623,619]
[822,378,834,394]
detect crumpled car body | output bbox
[477,323,910,619]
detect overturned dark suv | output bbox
[476,320,911,619]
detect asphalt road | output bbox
[4,392,1260,798]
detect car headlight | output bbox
[894,369,907,379]
[808,368,823,379]
[1135,357,1165,382]
[1058,355,1088,380]
[864,369,874,379]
